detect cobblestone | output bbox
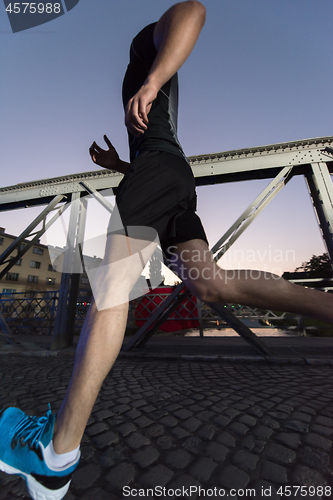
[1,354,333,499]
[92,431,119,449]
[265,443,296,464]
[140,464,174,487]
[155,435,174,450]
[93,409,114,421]
[85,422,108,436]
[72,464,101,490]
[292,465,327,487]
[275,432,301,449]
[284,419,309,432]
[190,457,217,481]
[219,464,250,489]
[180,416,202,432]
[132,446,160,467]
[183,436,204,454]
[105,462,136,489]
[143,424,165,437]
[315,415,333,426]
[159,415,178,427]
[260,416,280,429]
[197,423,217,440]
[261,460,288,484]
[227,421,249,436]
[99,445,126,467]
[304,432,332,450]
[232,449,259,471]
[126,431,151,449]
[169,425,190,439]
[216,431,236,448]
[310,423,333,436]
[212,414,231,427]
[205,442,229,462]
[165,449,193,469]
[298,445,331,473]
[237,414,257,427]
[252,424,274,439]
[116,422,137,436]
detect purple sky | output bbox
[1,0,333,275]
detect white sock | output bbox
[44,440,80,468]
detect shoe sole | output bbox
[0,459,70,500]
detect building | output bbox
[0,227,102,296]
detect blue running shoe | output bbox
[0,405,80,500]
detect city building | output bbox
[0,227,102,296]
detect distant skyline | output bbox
[1,0,332,276]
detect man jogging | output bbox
[1,2,333,499]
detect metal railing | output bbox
[0,287,322,340]
[0,291,59,335]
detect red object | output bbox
[135,286,199,332]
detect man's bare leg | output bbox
[171,239,333,324]
[52,233,157,454]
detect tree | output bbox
[295,252,333,277]
[283,252,333,280]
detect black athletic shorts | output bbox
[108,150,208,259]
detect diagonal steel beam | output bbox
[124,286,192,350]
[123,283,187,350]
[0,195,67,279]
[211,166,294,260]
[305,162,333,267]
[79,181,114,214]
[207,303,273,355]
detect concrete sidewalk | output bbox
[1,330,333,365]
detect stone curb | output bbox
[0,348,333,366]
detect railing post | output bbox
[197,299,204,337]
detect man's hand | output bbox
[89,135,130,174]
[124,82,158,137]
[89,135,119,169]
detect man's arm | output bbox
[89,135,130,174]
[125,1,206,137]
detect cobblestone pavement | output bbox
[0,355,332,500]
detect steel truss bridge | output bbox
[0,136,332,355]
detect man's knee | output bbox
[189,274,223,303]
[189,267,239,304]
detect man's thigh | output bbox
[88,233,158,311]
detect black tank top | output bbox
[122,22,188,163]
